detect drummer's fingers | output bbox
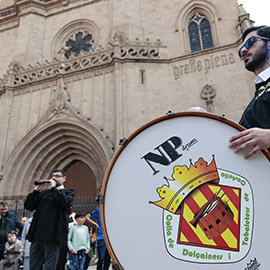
[231,136,254,152]
[244,145,260,159]
[229,130,249,144]
[229,134,251,148]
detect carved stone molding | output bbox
[201,84,216,112]
[237,4,254,35]
[39,76,88,125]
[1,118,113,198]
[52,19,100,60]
[0,37,163,88]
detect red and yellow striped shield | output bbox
[177,183,240,251]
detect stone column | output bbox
[0,88,13,181]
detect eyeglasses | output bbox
[51,174,63,178]
[238,35,270,58]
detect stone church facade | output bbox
[0,0,254,201]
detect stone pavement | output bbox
[88,262,97,270]
[88,263,113,270]
[87,258,113,270]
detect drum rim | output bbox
[99,111,270,268]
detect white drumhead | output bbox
[101,112,270,269]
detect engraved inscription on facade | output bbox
[173,53,235,79]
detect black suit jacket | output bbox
[24,187,75,245]
[239,77,270,129]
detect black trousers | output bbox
[57,245,68,270]
[30,241,60,270]
[0,247,4,260]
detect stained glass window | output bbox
[188,12,214,53]
[201,19,214,49]
[189,22,201,52]
[64,31,94,59]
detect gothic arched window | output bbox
[188,12,214,53]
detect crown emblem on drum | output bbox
[150,156,219,213]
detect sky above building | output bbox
[239,0,270,26]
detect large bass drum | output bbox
[100,112,270,269]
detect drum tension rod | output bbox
[219,113,227,120]
[97,194,104,205]
[166,110,175,116]
[119,137,128,146]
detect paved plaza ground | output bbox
[87,258,113,270]
[88,263,113,270]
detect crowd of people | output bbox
[0,170,110,270]
[0,201,24,269]
[1,24,270,269]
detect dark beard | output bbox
[245,44,268,72]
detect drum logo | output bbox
[150,156,253,264]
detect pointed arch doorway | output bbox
[64,160,97,198]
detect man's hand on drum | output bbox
[229,128,270,159]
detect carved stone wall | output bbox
[0,0,255,200]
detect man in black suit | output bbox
[229,26,270,158]
[24,169,74,270]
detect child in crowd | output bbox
[20,217,27,226]
[89,225,97,257]
[67,213,90,270]
[17,217,27,240]
[0,231,21,270]
[19,216,33,270]
[17,217,27,241]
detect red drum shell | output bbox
[198,199,234,239]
